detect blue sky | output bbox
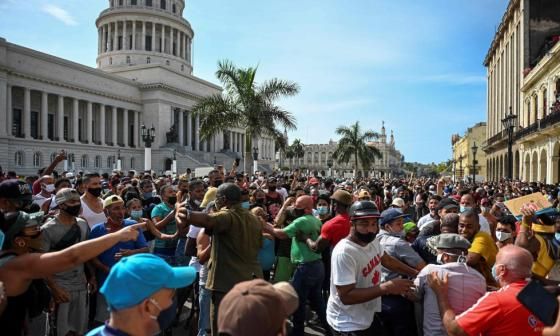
[0,0,508,163]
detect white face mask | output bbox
[495,231,512,242]
[44,184,55,193]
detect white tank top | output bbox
[81,199,107,229]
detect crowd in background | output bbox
[1,151,560,335]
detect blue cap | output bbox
[379,208,406,226]
[100,253,196,310]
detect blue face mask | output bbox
[555,232,560,242]
[316,206,329,216]
[130,210,143,220]
[143,192,153,200]
[241,201,250,209]
[0,229,4,250]
[460,206,472,213]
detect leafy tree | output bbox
[332,121,382,177]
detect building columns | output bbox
[123,20,127,50]
[195,115,200,151]
[133,110,139,147]
[100,104,106,145]
[142,21,146,50]
[177,109,184,146]
[107,23,112,51]
[6,84,12,136]
[112,106,117,146]
[186,111,192,149]
[41,92,49,140]
[132,21,136,50]
[72,98,79,143]
[123,109,129,147]
[113,22,118,52]
[170,27,174,55]
[86,101,93,143]
[23,87,31,139]
[152,22,156,52]
[57,95,64,142]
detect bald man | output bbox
[266,195,330,336]
[429,245,544,336]
[32,175,55,208]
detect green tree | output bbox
[192,60,299,171]
[332,121,382,177]
[288,138,305,167]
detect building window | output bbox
[130,157,135,169]
[50,153,57,163]
[145,0,152,6]
[543,88,548,117]
[147,56,151,64]
[30,111,39,139]
[81,155,88,168]
[107,156,114,169]
[145,36,152,51]
[172,4,176,13]
[119,0,123,5]
[15,151,23,167]
[109,57,113,65]
[33,152,41,168]
[13,108,22,137]
[160,0,166,10]
[181,64,184,71]
[166,60,170,66]
[126,56,131,64]
[95,155,102,169]
[131,0,137,4]
[48,114,55,140]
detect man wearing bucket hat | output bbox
[327,201,418,335]
[87,253,196,336]
[218,279,298,336]
[413,234,486,336]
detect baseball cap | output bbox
[391,197,405,208]
[349,201,380,219]
[403,222,418,234]
[330,189,353,206]
[0,180,32,200]
[55,188,80,206]
[436,198,459,211]
[2,211,44,244]
[358,190,371,199]
[103,195,124,209]
[218,279,298,336]
[432,233,471,250]
[379,208,406,226]
[101,253,196,310]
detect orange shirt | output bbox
[456,281,544,336]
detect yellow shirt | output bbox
[532,234,555,277]
[469,231,498,286]
[200,187,217,208]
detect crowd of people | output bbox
[1,153,560,335]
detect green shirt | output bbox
[205,204,263,293]
[151,202,177,249]
[283,214,322,264]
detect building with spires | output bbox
[0,0,277,175]
[285,122,404,177]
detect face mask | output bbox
[88,188,102,197]
[44,184,55,193]
[294,208,306,217]
[495,231,512,242]
[193,199,202,206]
[167,196,177,205]
[492,265,500,283]
[130,210,143,220]
[213,180,223,188]
[62,204,81,217]
[555,232,560,242]
[143,192,153,200]
[0,229,4,250]
[460,206,472,213]
[480,206,487,213]
[149,298,177,333]
[268,186,276,191]
[241,201,250,209]
[316,206,329,216]
[436,253,444,265]
[354,231,376,244]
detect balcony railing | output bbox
[515,110,560,141]
[486,130,504,146]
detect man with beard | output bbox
[265,177,284,205]
[327,201,417,335]
[41,188,93,336]
[81,173,107,229]
[417,195,442,230]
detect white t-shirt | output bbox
[327,237,383,332]
[478,214,491,235]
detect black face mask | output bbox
[88,188,102,197]
[167,196,177,205]
[268,186,276,191]
[256,198,265,205]
[62,204,81,217]
[354,231,376,244]
[294,208,306,217]
[213,180,223,188]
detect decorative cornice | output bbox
[484,0,520,66]
[139,82,206,100]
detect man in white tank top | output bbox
[80,173,106,228]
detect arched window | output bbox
[33,152,41,168]
[95,155,102,169]
[15,151,24,167]
[81,155,88,168]
[107,156,114,169]
[50,152,57,163]
[130,157,135,169]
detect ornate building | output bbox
[484,0,560,183]
[0,0,276,175]
[285,122,404,177]
[451,122,487,181]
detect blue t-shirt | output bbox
[86,323,130,336]
[258,237,275,271]
[88,219,148,286]
[150,202,177,249]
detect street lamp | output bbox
[458,154,465,181]
[327,158,333,177]
[501,106,517,180]
[172,149,177,175]
[117,149,122,171]
[141,124,156,172]
[252,146,259,174]
[471,142,478,184]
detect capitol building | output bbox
[0,0,277,175]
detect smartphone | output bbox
[517,279,558,326]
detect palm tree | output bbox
[289,138,305,168]
[332,121,382,177]
[192,60,299,172]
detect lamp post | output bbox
[458,154,465,181]
[252,146,259,175]
[327,158,333,177]
[501,106,517,180]
[471,142,478,184]
[117,149,122,171]
[141,124,156,172]
[172,149,177,175]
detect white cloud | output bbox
[42,4,77,26]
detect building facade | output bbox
[484,0,560,183]
[285,123,404,177]
[0,0,276,176]
[452,122,487,181]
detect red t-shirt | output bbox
[456,281,544,336]
[320,213,351,247]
